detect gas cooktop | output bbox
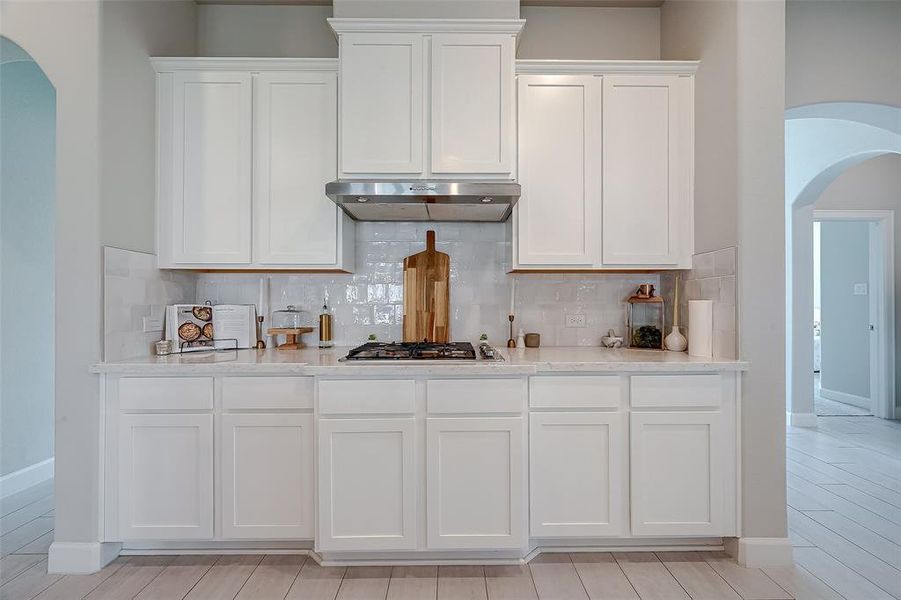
[343,341,477,361]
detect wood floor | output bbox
[1,415,899,599]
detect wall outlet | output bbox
[565,313,586,328]
[143,316,164,333]
[853,283,868,296]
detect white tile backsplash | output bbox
[196,222,661,347]
[103,246,196,361]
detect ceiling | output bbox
[193,0,665,6]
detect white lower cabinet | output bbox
[118,413,214,540]
[317,418,417,551]
[529,412,627,537]
[220,413,314,539]
[426,417,524,549]
[630,411,727,536]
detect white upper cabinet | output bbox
[254,72,340,266]
[602,74,692,267]
[516,75,600,267]
[430,34,515,175]
[164,71,252,265]
[330,20,523,180]
[155,59,352,271]
[512,62,696,271]
[339,33,424,175]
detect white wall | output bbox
[0,41,56,478]
[518,6,659,59]
[662,0,788,548]
[196,4,661,60]
[786,0,901,109]
[100,0,196,254]
[819,221,871,401]
[197,5,336,58]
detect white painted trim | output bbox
[516,59,699,75]
[151,58,338,73]
[788,411,818,428]
[0,457,54,499]
[819,387,871,410]
[327,18,526,35]
[731,537,793,568]
[813,209,895,420]
[48,542,122,574]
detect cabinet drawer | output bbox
[119,377,213,411]
[427,379,523,414]
[319,379,416,415]
[630,374,722,408]
[529,375,622,409]
[222,377,313,411]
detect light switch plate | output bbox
[565,314,586,328]
[143,316,164,332]
[853,283,868,296]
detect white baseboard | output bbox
[820,387,872,410]
[788,411,818,428]
[0,457,54,499]
[48,542,122,574]
[727,537,793,567]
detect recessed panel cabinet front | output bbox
[118,413,214,540]
[516,75,600,267]
[602,75,691,266]
[426,417,524,549]
[530,412,627,537]
[166,71,252,265]
[221,413,313,539]
[317,418,417,551]
[630,411,726,536]
[431,34,515,175]
[339,34,424,175]
[253,72,339,266]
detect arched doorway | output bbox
[0,37,56,499]
[786,102,901,425]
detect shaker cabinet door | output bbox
[516,75,600,267]
[118,413,214,540]
[426,417,524,549]
[602,74,691,266]
[630,411,727,536]
[430,34,515,175]
[253,72,339,266]
[530,412,627,537]
[164,71,252,265]
[317,418,417,551]
[221,413,314,539]
[339,34,424,175]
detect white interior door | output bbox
[430,34,515,175]
[426,417,524,549]
[118,413,213,540]
[530,412,627,537]
[221,413,313,539]
[317,418,417,551]
[516,75,600,266]
[630,411,725,536]
[339,33,424,175]
[602,74,689,266]
[170,71,252,264]
[254,72,338,266]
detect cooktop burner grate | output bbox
[344,341,477,360]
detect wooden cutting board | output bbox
[402,230,450,343]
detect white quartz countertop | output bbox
[91,346,748,375]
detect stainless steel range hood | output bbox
[325,180,521,222]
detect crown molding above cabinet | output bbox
[515,59,699,75]
[327,18,526,35]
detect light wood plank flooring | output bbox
[2,415,899,599]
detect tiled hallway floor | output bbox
[2,416,899,599]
